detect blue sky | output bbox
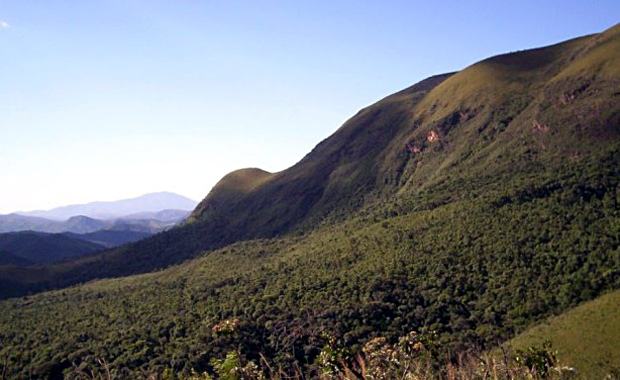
[0,1,618,213]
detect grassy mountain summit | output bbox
[0,25,619,378]
[189,24,619,233]
[189,168,273,223]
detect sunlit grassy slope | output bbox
[508,290,620,379]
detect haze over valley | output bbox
[0,192,196,265]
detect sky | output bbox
[0,1,618,213]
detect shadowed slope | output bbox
[0,231,105,264]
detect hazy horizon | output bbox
[2,1,619,213]
[9,190,197,215]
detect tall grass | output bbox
[63,333,581,380]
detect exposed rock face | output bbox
[533,120,550,133]
[427,130,440,143]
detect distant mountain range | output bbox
[0,209,192,234]
[16,192,196,220]
[0,192,196,266]
[0,192,196,234]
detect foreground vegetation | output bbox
[63,331,583,379]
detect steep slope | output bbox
[1,25,619,299]
[0,231,106,265]
[191,24,620,231]
[507,290,620,379]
